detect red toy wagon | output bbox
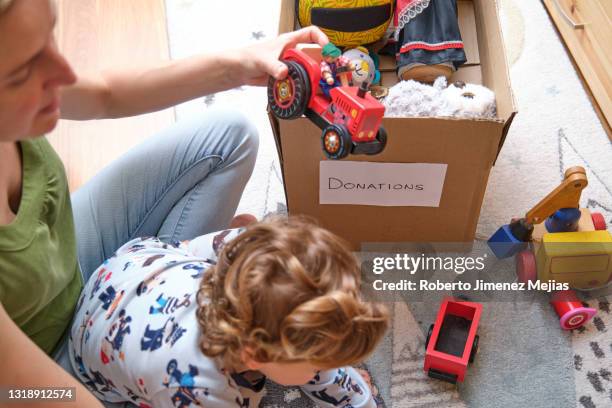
[424,298,482,384]
[268,47,387,160]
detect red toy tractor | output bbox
[268,47,387,160]
[424,298,482,384]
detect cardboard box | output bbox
[269,0,517,249]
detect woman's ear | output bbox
[240,347,262,370]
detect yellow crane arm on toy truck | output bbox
[525,166,588,225]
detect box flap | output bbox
[278,0,296,35]
[473,0,517,123]
[267,110,291,210]
[458,0,480,66]
[267,110,284,161]
[496,110,517,164]
[451,65,483,85]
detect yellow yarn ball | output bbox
[297,0,394,47]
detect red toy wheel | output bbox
[267,60,310,120]
[558,307,596,330]
[591,212,607,231]
[321,124,352,160]
[365,126,387,156]
[516,250,537,283]
[469,335,479,363]
[425,324,434,350]
[552,291,597,330]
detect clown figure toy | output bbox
[319,43,354,98]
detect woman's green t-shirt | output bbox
[0,137,83,354]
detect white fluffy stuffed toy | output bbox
[382,77,496,119]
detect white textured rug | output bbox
[165,0,612,407]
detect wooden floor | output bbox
[542,0,612,140]
[49,0,175,191]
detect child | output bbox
[69,216,389,407]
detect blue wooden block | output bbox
[487,225,526,259]
[545,208,581,233]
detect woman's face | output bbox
[0,0,76,142]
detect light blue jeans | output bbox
[53,108,259,407]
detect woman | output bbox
[0,0,327,406]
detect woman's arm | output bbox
[60,26,328,120]
[0,303,104,408]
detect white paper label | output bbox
[319,161,447,207]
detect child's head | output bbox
[197,216,388,386]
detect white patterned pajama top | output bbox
[69,229,376,408]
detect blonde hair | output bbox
[197,216,389,371]
[0,0,14,14]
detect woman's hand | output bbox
[232,26,329,87]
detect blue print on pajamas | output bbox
[163,360,210,408]
[69,232,377,407]
[73,354,97,391]
[89,368,118,395]
[90,267,111,299]
[141,317,187,351]
[310,389,350,406]
[102,309,132,362]
[334,368,364,395]
[98,286,116,309]
[149,293,191,315]
[170,387,206,408]
[164,359,198,388]
[182,263,206,279]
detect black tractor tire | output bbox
[268,60,310,120]
[321,124,352,160]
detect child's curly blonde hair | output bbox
[196,216,389,371]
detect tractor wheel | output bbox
[469,335,479,363]
[365,126,387,155]
[268,60,310,120]
[516,250,537,284]
[591,212,607,231]
[321,124,352,160]
[425,324,434,350]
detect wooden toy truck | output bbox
[516,217,611,329]
[489,166,611,330]
[267,46,387,160]
[424,299,482,384]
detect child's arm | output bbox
[300,367,377,408]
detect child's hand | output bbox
[356,368,384,408]
[356,368,372,390]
